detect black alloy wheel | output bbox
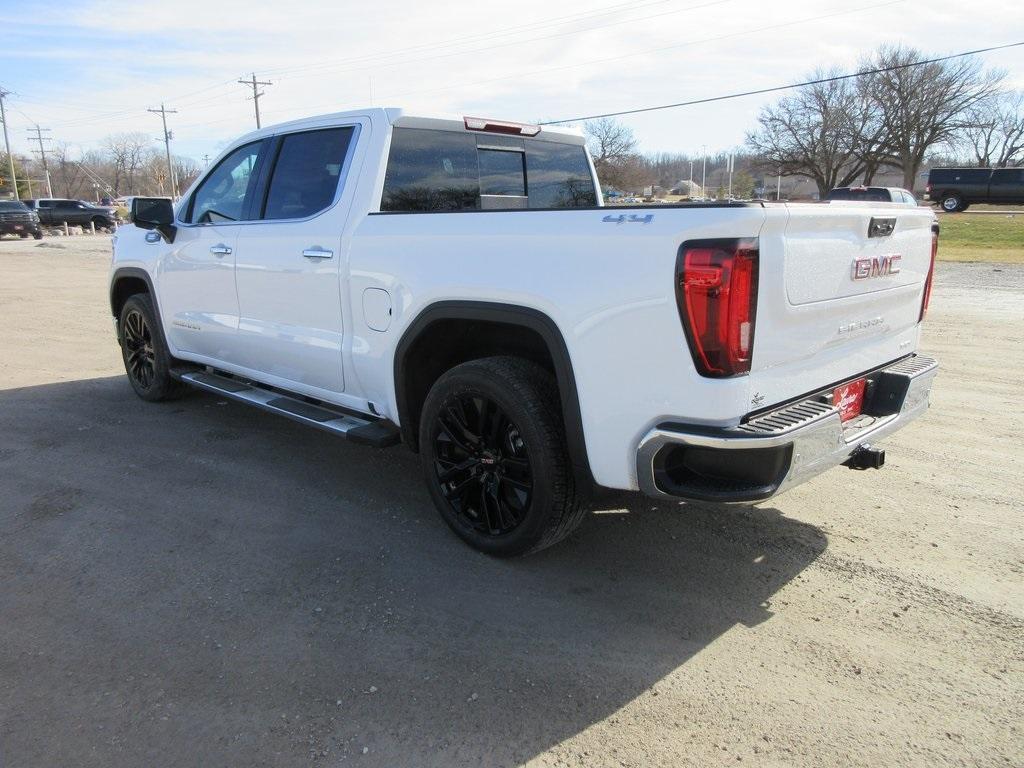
[122,308,156,390]
[432,392,534,537]
[419,357,586,556]
[118,293,187,402]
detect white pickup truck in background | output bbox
[110,107,939,555]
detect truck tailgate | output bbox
[749,203,936,406]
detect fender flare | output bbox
[394,300,595,489]
[109,267,169,348]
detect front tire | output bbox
[118,293,186,402]
[419,357,585,556]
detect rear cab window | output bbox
[380,127,597,212]
[826,188,891,202]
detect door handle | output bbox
[302,248,333,259]
[210,244,232,256]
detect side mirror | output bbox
[131,197,177,243]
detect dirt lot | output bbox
[1,236,1021,767]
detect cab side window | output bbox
[262,127,355,220]
[188,142,263,224]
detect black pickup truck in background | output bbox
[22,198,118,230]
[0,200,43,239]
[925,167,1024,212]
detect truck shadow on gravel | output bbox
[0,377,827,768]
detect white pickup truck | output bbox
[110,107,939,555]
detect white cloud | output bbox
[2,0,1021,161]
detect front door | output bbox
[232,125,358,395]
[158,140,265,362]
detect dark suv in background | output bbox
[23,198,119,230]
[0,200,43,239]
[925,167,1024,212]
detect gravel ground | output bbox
[0,236,1021,767]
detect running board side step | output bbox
[176,371,401,448]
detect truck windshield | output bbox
[0,201,27,211]
[381,127,597,212]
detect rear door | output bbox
[232,122,361,395]
[989,168,1024,204]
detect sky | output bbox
[1,0,1022,166]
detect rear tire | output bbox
[118,293,187,402]
[32,231,43,240]
[419,357,586,556]
[940,194,964,212]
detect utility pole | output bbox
[700,145,707,198]
[238,73,271,129]
[688,159,693,195]
[726,153,734,200]
[148,103,178,198]
[27,124,53,197]
[776,171,782,201]
[0,88,18,200]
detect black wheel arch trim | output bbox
[394,300,595,490]
[109,267,169,348]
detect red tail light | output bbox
[676,239,759,377]
[920,224,938,321]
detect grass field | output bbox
[936,210,1024,264]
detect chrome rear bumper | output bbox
[636,355,938,502]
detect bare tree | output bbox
[861,45,1002,190]
[174,155,202,193]
[746,69,871,197]
[959,91,1024,167]
[103,132,153,195]
[584,117,645,192]
[50,143,86,199]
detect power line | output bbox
[31,0,680,131]
[148,103,179,198]
[238,73,272,129]
[26,124,53,197]
[541,41,1024,124]
[261,0,676,79]
[269,0,729,83]
[373,0,904,106]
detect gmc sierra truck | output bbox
[25,198,118,230]
[110,108,939,556]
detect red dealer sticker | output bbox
[833,378,867,422]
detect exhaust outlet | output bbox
[845,444,886,470]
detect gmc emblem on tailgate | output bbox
[852,255,901,280]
